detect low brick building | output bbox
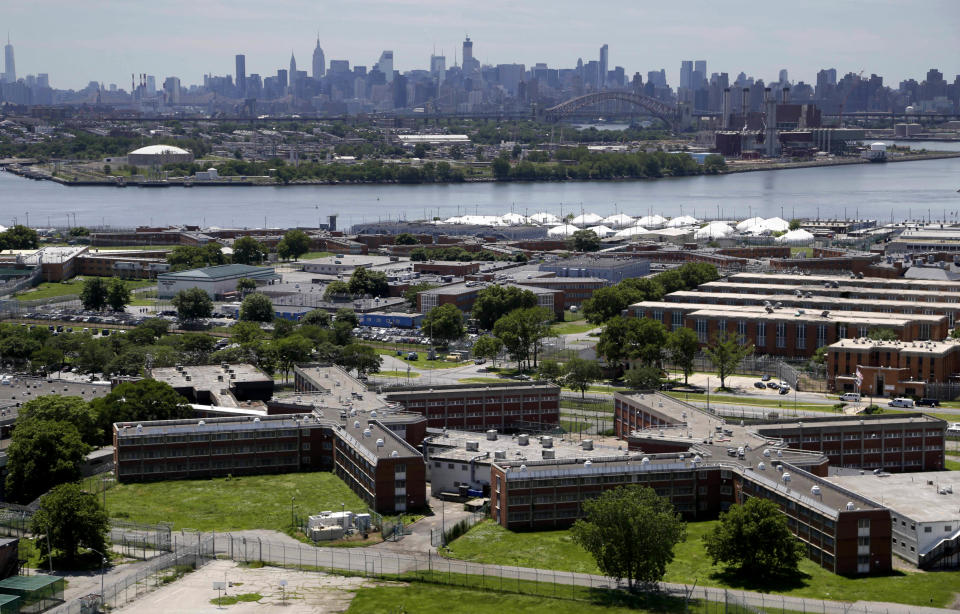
[827,338,960,398]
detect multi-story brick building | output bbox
[827,338,960,397]
[417,282,564,320]
[382,382,561,432]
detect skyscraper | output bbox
[598,44,608,89]
[694,60,706,85]
[778,69,789,84]
[289,53,297,94]
[462,36,473,67]
[312,37,325,79]
[376,50,394,83]
[430,53,446,83]
[235,54,246,96]
[3,36,15,83]
[680,60,692,90]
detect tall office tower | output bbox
[146,75,156,93]
[779,68,788,84]
[312,37,325,79]
[3,36,15,83]
[289,53,297,94]
[376,50,394,83]
[430,53,446,82]
[235,54,246,96]
[680,60,693,90]
[694,60,706,86]
[462,36,473,67]
[163,76,181,104]
[37,73,48,88]
[599,44,608,89]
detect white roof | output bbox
[775,228,815,245]
[529,212,560,224]
[735,216,766,231]
[666,215,700,227]
[570,212,604,226]
[547,224,580,237]
[499,213,529,225]
[761,217,791,232]
[694,222,735,240]
[129,145,191,156]
[613,225,650,238]
[601,213,635,228]
[586,225,616,238]
[636,214,667,228]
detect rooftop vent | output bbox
[782,473,791,483]
[581,439,594,451]
[466,441,479,452]
[846,502,856,511]
[391,450,399,457]
[486,429,498,441]
[376,438,384,448]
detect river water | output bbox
[2,154,959,230]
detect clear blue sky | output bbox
[6,0,960,90]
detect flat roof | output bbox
[300,255,394,267]
[159,264,277,280]
[828,338,960,355]
[385,382,559,397]
[826,471,960,523]
[425,429,627,464]
[292,365,384,412]
[666,290,960,311]
[701,281,960,301]
[729,272,960,291]
[420,281,558,296]
[633,301,945,325]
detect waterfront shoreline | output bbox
[2,149,959,189]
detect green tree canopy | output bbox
[403,282,437,309]
[703,497,805,579]
[571,229,601,252]
[32,483,109,562]
[704,330,754,390]
[564,357,602,397]
[277,229,311,261]
[80,277,109,312]
[338,343,382,375]
[89,380,192,444]
[232,236,267,265]
[867,328,897,341]
[472,285,538,330]
[324,280,351,299]
[668,327,700,385]
[18,395,99,445]
[394,233,420,245]
[348,267,389,298]
[492,306,553,371]
[172,287,214,321]
[334,308,360,329]
[5,419,90,503]
[236,277,257,295]
[107,278,132,312]
[239,293,275,322]
[472,335,504,366]
[299,309,331,328]
[623,365,663,390]
[423,304,466,345]
[571,486,686,590]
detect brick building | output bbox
[417,282,564,320]
[827,338,960,397]
[381,382,560,432]
[413,261,481,276]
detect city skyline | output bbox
[3,0,959,91]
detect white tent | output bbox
[529,212,560,224]
[735,217,765,232]
[601,213,635,228]
[636,214,667,228]
[694,222,735,240]
[761,217,791,233]
[570,212,604,226]
[499,212,529,225]
[547,224,580,237]
[775,229,815,245]
[666,215,700,227]
[586,225,616,238]
[613,225,650,238]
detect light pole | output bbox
[341,502,345,529]
[290,496,296,530]
[89,548,108,602]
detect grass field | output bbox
[376,370,421,378]
[549,321,598,336]
[104,473,366,532]
[16,277,155,301]
[946,458,960,471]
[377,349,471,370]
[665,391,838,412]
[295,251,334,260]
[445,520,960,607]
[458,377,508,384]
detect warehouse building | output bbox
[539,256,650,283]
[157,264,280,299]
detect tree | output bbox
[2,225,39,249]
[537,359,564,383]
[277,229,311,261]
[233,236,267,265]
[403,282,437,309]
[299,309,331,328]
[422,304,465,345]
[106,278,131,312]
[571,229,601,252]
[491,156,511,180]
[177,333,217,365]
[334,308,359,329]
[89,380,192,444]
[472,335,503,367]
[623,365,663,390]
[394,233,419,245]
[80,277,109,312]
[18,395,99,445]
[564,357,602,398]
[492,306,553,371]
[172,287,214,321]
[472,286,538,330]
[626,318,669,368]
[703,498,805,579]
[324,281,351,299]
[239,293,274,322]
[5,420,89,503]
[571,486,686,590]
[236,277,257,295]
[789,218,802,230]
[339,343,382,375]
[231,320,264,344]
[668,327,700,385]
[274,335,313,381]
[582,287,636,324]
[704,330,754,390]
[703,154,727,174]
[31,483,109,562]
[867,328,897,341]
[348,267,389,297]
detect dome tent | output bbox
[570,212,604,226]
[613,225,650,238]
[666,215,700,227]
[601,213,635,228]
[586,225,616,238]
[636,214,667,228]
[694,222,735,240]
[736,217,766,232]
[529,212,560,224]
[775,229,815,245]
[760,217,790,233]
[547,224,580,237]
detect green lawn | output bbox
[445,520,960,607]
[665,391,838,412]
[104,472,366,532]
[377,349,471,370]
[295,251,334,261]
[946,458,960,471]
[16,277,154,301]
[563,310,586,322]
[549,321,598,336]
[458,377,508,384]
[377,370,421,378]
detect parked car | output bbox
[753,381,766,389]
[766,381,780,389]
[888,397,915,408]
[406,352,418,361]
[840,392,861,402]
[778,386,790,395]
[917,398,941,407]
[761,374,771,381]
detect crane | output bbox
[837,70,865,126]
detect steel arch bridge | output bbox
[543,91,684,129]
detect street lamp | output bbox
[88,548,108,602]
[290,496,296,530]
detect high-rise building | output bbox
[289,53,297,94]
[694,60,706,84]
[430,53,446,83]
[376,50,394,83]
[3,36,15,83]
[680,60,693,90]
[312,38,325,79]
[462,36,473,67]
[779,69,789,84]
[146,75,156,93]
[163,76,181,104]
[235,54,246,96]
[598,44,608,89]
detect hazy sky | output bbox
[5,0,960,90]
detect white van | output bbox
[839,392,861,402]
[888,397,914,408]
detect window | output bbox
[797,324,806,350]
[924,526,932,533]
[718,319,727,333]
[302,442,310,451]
[857,536,870,546]
[858,519,870,529]
[838,324,847,339]
[776,322,786,348]
[696,319,708,343]
[817,324,827,348]
[447,463,454,469]
[653,310,663,323]
[757,322,766,347]
[672,311,683,329]
[737,320,747,342]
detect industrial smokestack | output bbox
[722,87,731,129]
[782,87,790,104]
[764,87,777,157]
